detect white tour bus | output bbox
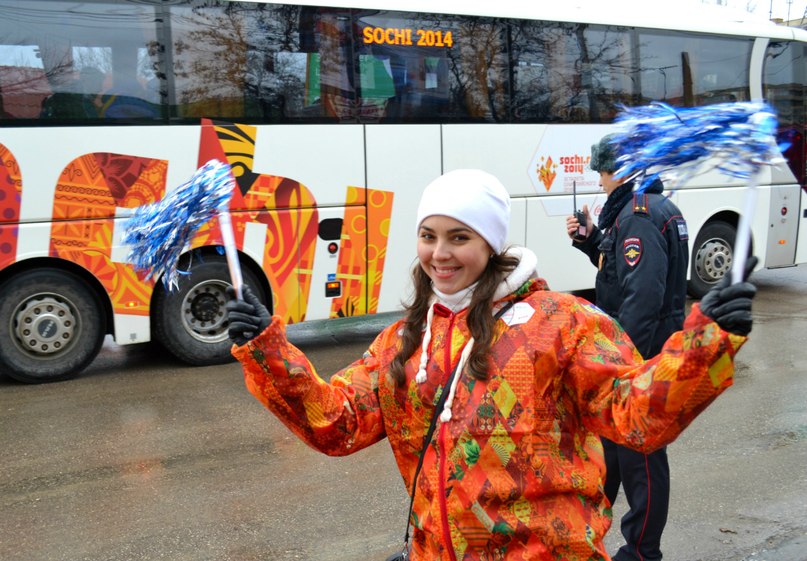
[1,0,806,382]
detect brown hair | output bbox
[388,251,520,387]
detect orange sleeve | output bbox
[231,316,393,456]
[564,300,746,452]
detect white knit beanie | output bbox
[416,169,511,253]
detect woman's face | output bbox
[417,215,492,295]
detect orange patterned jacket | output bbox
[232,278,746,561]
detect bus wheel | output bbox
[151,254,266,366]
[688,220,736,299]
[0,269,106,383]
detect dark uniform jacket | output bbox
[573,180,689,358]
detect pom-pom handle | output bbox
[218,210,243,299]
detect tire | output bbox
[151,254,266,366]
[688,220,736,299]
[0,269,106,383]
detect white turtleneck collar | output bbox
[432,282,477,314]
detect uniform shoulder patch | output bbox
[675,217,689,241]
[623,237,642,267]
[632,194,649,215]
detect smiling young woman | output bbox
[226,168,757,561]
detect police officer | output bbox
[566,134,690,561]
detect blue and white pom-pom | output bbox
[122,159,236,291]
[610,101,784,192]
[610,100,785,284]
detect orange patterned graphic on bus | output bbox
[197,119,319,324]
[330,186,393,318]
[0,144,22,271]
[32,119,393,326]
[49,154,167,316]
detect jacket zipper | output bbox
[438,313,458,561]
[438,422,457,561]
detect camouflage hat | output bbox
[589,134,618,173]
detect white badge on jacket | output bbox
[500,302,535,326]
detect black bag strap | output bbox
[395,300,515,554]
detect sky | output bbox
[722,0,807,22]
[765,0,807,21]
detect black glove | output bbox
[225,283,270,346]
[699,256,758,336]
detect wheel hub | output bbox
[191,293,220,322]
[13,295,77,355]
[181,280,228,343]
[695,238,732,284]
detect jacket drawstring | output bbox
[439,338,474,422]
[415,303,436,384]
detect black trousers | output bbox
[602,437,670,561]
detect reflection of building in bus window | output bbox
[0,66,51,119]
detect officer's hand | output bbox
[699,256,758,336]
[566,204,591,241]
[225,284,270,346]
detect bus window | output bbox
[355,10,508,123]
[169,3,355,123]
[577,25,636,123]
[510,21,557,123]
[635,31,752,107]
[510,23,752,123]
[168,2,264,121]
[0,0,163,123]
[510,22,635,124]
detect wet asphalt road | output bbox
[1,265,806,561]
